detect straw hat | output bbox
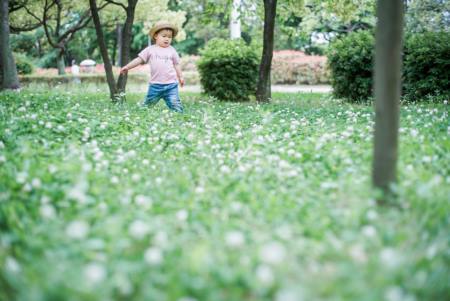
[149,21,179,39]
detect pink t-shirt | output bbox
[138,45,180,84]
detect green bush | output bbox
[14,53,34,75]
[404,31,450,101]
[327,30,450,102]
[37,50,58,68]
[197,38,259,101]
[327,30,374,103]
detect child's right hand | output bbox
[120,66,129,75]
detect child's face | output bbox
[154,29,173,47]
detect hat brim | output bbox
[149,24,178,40]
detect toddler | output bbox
[120,21,184,112]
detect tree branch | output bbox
[43,0,60,49]
[9,23,42,33]
[105,0,127,10]
[58,11,92,44]
[55,0,62,36]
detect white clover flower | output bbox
[144,247,163,265]
[31,178,41,188]
[256,264,274,285]
[361,225,377,238]
[48,165,57,173]
[259,241,286,265]
[16,171,28,184]
[67,183,88,204]
[422,156,432,163]
[84,262,106,284]
[366,210,378,221]
[220,165,231,174]
[131,174,141,182]
[40,204,56,219]
[153,231,169,248]
[66,220,89,239]
[349,244,367,263]
[22,183,32,192]
[5,257,21,273]
[380,248,402,268]
[128,220,150,239]
[134,194,152,209]
[275,288,303,301]
[176,209,188,222]
[275,225,292,240]
[385,286,405,301]
[426,244,438,259]
[225,231,245,248]
[194,186,205,194]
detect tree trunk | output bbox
[0,0,20,90]
[57,50,66,75]
[89,0,117,100]
[256,0,277,103]
[372,0,404,201]
[117,1,137,93]
[116,23,122,66]
[230,0,241,39]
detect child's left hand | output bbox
[179,77,185,87]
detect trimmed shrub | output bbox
[404,31,450,101]
[327,30,374,103]
[180,52,329,86]
[14,53,34,75]
[197,38,259,101]
[327,30,450,102]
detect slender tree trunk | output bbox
[89,0,117,100]
[230,0,241,39]
[117,1,137,93]
[116,23,122,66]
[372,0,404,201]
[36,38,42,57]
[57,49,66,75]
[0,0,20,90]
[256,0,277,102]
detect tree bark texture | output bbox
[115,23,123,66]
[256,0,277,102]
[57,50,66,75]
[89,0,117,99]
[0,0,20,90]
[372,0,404,199]
[116,0,137,92]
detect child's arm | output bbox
[120,57,144,74]
[174,64,185,87]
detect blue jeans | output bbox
[143,82,183,113]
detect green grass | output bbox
[0,88,449,301]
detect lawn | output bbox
[0,88,448,301]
